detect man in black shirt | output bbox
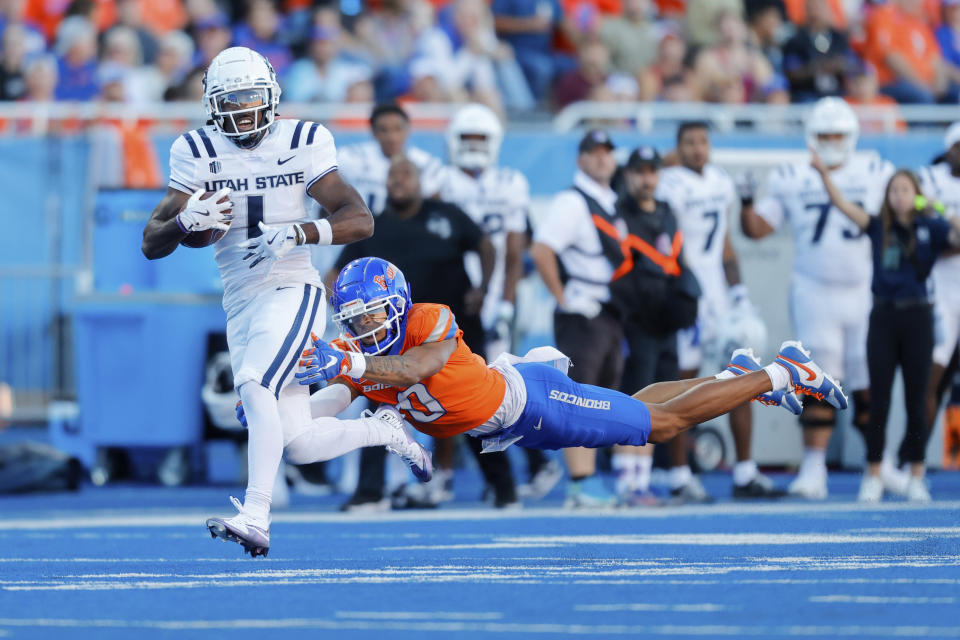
[782,0,852,102]
[333,156,519,509]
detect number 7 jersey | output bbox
[655,164,736,304]
[168,119,336,316]
[334,303,507,438]
[755,154,894,287]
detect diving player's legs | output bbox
[207,285,323,556]
[508,364,779,450]
[507,343,845,453]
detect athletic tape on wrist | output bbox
[345,351,366,378]
[314,219,333,246]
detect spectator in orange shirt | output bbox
[864,0,958,103]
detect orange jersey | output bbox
[335,303,506,438]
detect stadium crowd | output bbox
[1,0,959,114]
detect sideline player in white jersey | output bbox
[142,48,429,557]
[437,103,528,360]
[337,102,444,216]
[918,122,960,450]
[434,103,562,502]
[656,121,781,502]
[741,97,897,499]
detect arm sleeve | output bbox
[309,382,355,417]
[306,124,339,192]
[533,191,585,252]
[168,135,202,195]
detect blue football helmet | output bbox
[331,257,412,356]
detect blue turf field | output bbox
[1,472,959,639]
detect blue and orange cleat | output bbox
[774,341,848,410]
[726,348,802,415]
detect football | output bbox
[179,191,232,248]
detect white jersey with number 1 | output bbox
[436,165,530,328]
[168,119,336,318]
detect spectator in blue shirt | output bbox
[232,0,293,76]
[813,152,960,503]
[492,0,564,100]
[54,16,99,101]
[283,25,374,103]
[936,0,960,79]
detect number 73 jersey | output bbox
[755,154,894,287]
[334,303,507,438]
[168,119,336,315]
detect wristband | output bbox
[294,224,307,246]
[175,213,191,234]
[344,351,366,378]
[313,219,333,246]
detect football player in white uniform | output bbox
[434,103,562,502]
[656,121,781,502]
[741,97,897,499]
[918,122,960,452]
[337,102,444,216]
[142,48,424,557]
[438,103,528,360]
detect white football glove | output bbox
[176,187,233,233]
[239,221,303,269]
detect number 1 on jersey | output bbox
[247,195,264,238]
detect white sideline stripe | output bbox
[575,603,727,612]
[383,533,917,549]
[0,619,959,637]
[334,612,503,621]
[811,595,957,605]
[2,500,959,530]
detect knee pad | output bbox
[852,390,870,430]
[799,398,835,429]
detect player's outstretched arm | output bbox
[142,188,192,259]
[297,335,457,389]
[307,171,374,244]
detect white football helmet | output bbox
[445,103,503,171]
[805,97,859,168]
[203,46,281,149]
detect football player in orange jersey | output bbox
[294,257,849,460]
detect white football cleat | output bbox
[369,405,433,482]
[775,341,848,410]
[206,496,270,557]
